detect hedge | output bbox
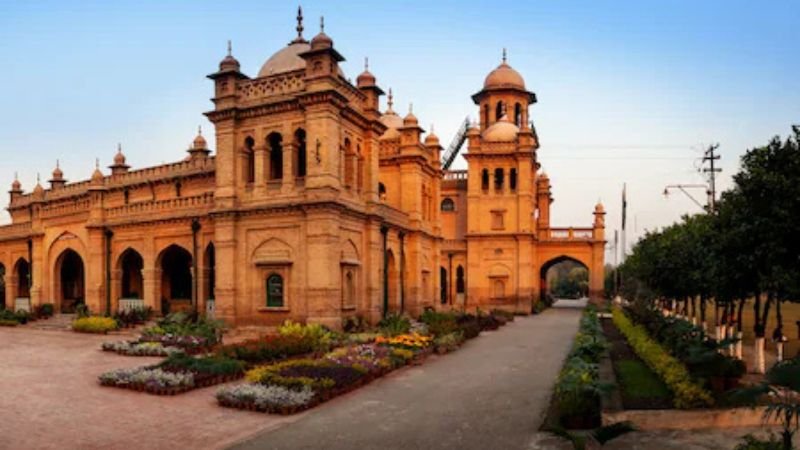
[612,308,713,409]
[73,316,119,334]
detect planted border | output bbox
[611,308,713,409]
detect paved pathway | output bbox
[0,326,294,450]
[232,308,583,450]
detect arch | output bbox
[494,168,504,191]
[55,249,85,313]
[14,258,30,299]
[244,136,256,184]
[481,169,490,191]
[539,255,590,303]
[440,266,448,305]
[514,103,522,126]
[117,248,144,299]
[252,238,293,264]
[440,197,455,212]
[268,132,283,180]
[342,267,356,309]
[294,129,307,178]
[378,182,387,200]
[495,101,504,120]
[456,265,465,294]
[0,262,5,309]
[157,244,193,314]
[386,249,398,313]
[341,239,359,264]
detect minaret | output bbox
[49,160,66,190]
[109,144,131,175]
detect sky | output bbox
[0,0,797,263]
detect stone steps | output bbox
[29,314,76,331]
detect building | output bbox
[0,10,605,329]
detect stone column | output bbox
[142,268,158,313]
[282,142,295,192]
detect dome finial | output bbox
[227,40,232,56]
[198,125,202,136]
[95,158,100,170]
[56,159,60,169]
[387,88,394,111]
[409,102,413,114]
[502,48,507,64]
[320,16,325,33]
[364,56,369,71]
[296,6,304,40]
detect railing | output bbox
[443,170,468,181]
[105,192,215,219]
[545,228,595,241]
[237,71,305,102]
[119,298,145,312]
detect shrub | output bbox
[102,341,183,357]
[216,335,315,365]
[277,321,334,353]
[455,314,481,339]
[99,367,194,389]
[14,310,31,324]
[342,315,369,333]
[434,331,465,353]
[0,309,20,324]
[34,303,54,319]
[141,313,224,346]
[0,319,19,327]
[733,434,784,450]
[158,353,245,376]
[75,304,91,318]
[374,333,432,350]
[612,308,713,408]
[246,359,367,392]
[324,344,394,373]
[73,316,119,334]
[490,309,515,322]
[419,309,459,337]
[378,313,411,337]
[114,306,154,328]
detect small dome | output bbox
[91,167,104,183]
[11,178,21,191]
[484,61,525,90]
[52,164,63,181]
[114,146,126,165]
[403,110,418,127]
[310,30,333,50]
[193,129,208,150]
[482,115,519,141]
[220,54,240,72]
[424,132,440,147]
[379,127,401,141]
[595,202,605,212]
[33,181,44,195]
[357,69,375,87]
[380,111,403,130]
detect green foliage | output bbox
[592,422,636,445]
[143,313,225,345]
[615,359,671,400]
[419,309,459,337]
[277,320,334,353]
[159,353,245,376]
[72,316,119,334]
[612,308,714,408]
[34,303,54,319]
[733,434,787,450]
[378,313,411,337]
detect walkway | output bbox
[232,308,583,450]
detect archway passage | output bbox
[159,245,193,314]
[57,250,85,313]
[15,259,30,299]
[119,249,144,299]
[0,263,6,309]
[539,256,589,307]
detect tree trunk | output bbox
[700,295,707,331]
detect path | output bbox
[232,308,583,450]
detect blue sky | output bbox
[0,1,798,261]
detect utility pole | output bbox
[702,144,721,212]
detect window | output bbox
[175,181,182,198]
[342,269,356,309]
[481,169,489,191]
[244,137,255,183]
[510,169,517,191]
[495,101,504,120]
[491,210,505,230]
[493,279,506,299]
[378,182,387,200]
[123,189,130,205]
[295,129,307,178]
[494,168,504,191]
[440,267,448,304]
[456,266,465,294]
[268,133,283,180]
[514,103,522,126]
[440,198,455,212]
[266,274,284,307]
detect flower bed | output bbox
[612,308,714,409]
[73,316,119,334]
[102,341,184,357]
[99,353,245,395]
[216,384,316,414]
[216,335,317,366]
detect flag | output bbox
[621,183,627,231]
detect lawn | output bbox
[615,359,671,401]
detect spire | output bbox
[292,6,307,43]
[502,47,507,64]
[227,40,232,56]
[320,16,325,33]
[365,57,369,71]
[387,88,394,111]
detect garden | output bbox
[0,303,55,326]
[97,308,520,412]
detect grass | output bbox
[615,359,671,401]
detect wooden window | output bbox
[440,198,455,212]
[510,169,517,191]
[494,168,504,191]
[481,169,489,191]
[266,274,284,307]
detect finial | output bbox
[198,125,202,136]
[36,173,41,184]
[502,48,507,63]
[387,88,394,110]
[430,124,434,133]
[14,171,18,181]
[364,57,369,71]
[409,103,413,114]
[95,158,100,169]
[296,6,304,39]
[56,159,60,169]
[117,142,122,153]
[320,16,325,33]
[227,40,232,56]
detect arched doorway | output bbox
[456,265,465,305]
[440,267,448,305]
[386,249,398,313]
[0,263,6,310]
[119,249,144,299]
[159,245,193,314]
[539,256,589,306]
[14,259,30,299]
[56,249,85,313]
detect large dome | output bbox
[483,62,525,90]
[482,115,519,141]
[257,41,345,78]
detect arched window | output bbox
[495,101,504,120]
[266,273,284,307]
[514,103,522,126]
[440,267,448,304]
[481,169,489,191]
[295,129,307,178]
[268,133,283,180]
[343,269,356,308]
[175,181,182,198]
[494,168,504,191]
[456,265,465,294]
[440,198,455,212]
[244,136,255,183]
[378,182,387,200]
[510,168,518,191]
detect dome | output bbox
[193,130,207,150]
[310,31,333,50]
[114,145,127,165]
[379,127,400,141]
[11,177,21,192]
[484,55,525,90]
[219,54,240,72]
[257,41,345,78]
[403,108,418,127]
[380,111,403,130]
[424,131,440,147]
[595,202,605,212]
[52,163,63,181]
[357,69,375,87]
[482,115,519,141]
[33,181,44,195]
